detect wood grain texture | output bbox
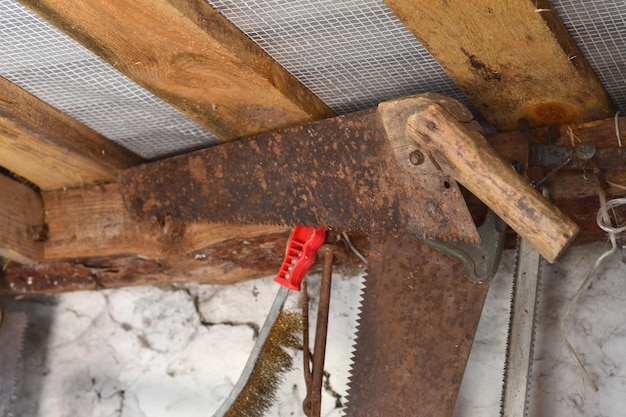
[0,175,44,264]
[385,0,612,130]
[408,103,579,262]
[0,77,141,190]
[42,183,289,261]
[0,231,368,294]
[2,232,291,294]
[18,0,334,141]
[45,113,626,265]
[32,111,626,289]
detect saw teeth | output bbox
[340,270,368,416]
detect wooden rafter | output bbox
[385,0,612,130]
[0,77,141,191]
[0,116,615,294]
[1,1,622,293]
[42,183,287,261]
[17,0,335,141]
[0,174,44,264]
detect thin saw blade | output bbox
[0,311,27,417]
[501,237,542,417]
[343,237,488,417]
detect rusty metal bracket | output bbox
[420,209,506,283]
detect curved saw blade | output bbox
[344,237,488,417]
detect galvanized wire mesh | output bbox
[0,0,219,159]
[2,0,626,160]
[205,0,477,116]
[551,0,626,114]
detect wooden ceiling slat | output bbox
[0,174,43,264]
[0,77,142,190]
[385,0,612,130]
[17,0,335,141]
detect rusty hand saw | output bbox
[120,94,579,416]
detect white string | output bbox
[559,188,626,392]
[340,232,368,265]
[607,180,626,191]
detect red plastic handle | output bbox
[274,226,326,291]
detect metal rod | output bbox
[212,285,290,417]
[303,245,334,417]
[302,280,312,394]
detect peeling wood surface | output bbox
[385,0,612,130]
[1,232,289,294]
[0,77,141,190]
[1,231,369,294]
[17,0,334,141]
[0,174,44,264]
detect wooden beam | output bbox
[385,0,612,130]
[0,230,368,294]
[42,183,289,261]
[0,77,141,190]
[7,114,625,293]
[1,232,293,294]
[0,174,44,264]
[43,116,625,262]
[18,0,335,141]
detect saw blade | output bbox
[0,310,27,417]
[120,107,479,243]
[343,237,488,417]
[500,237,542,417]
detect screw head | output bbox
[409,150,425,166]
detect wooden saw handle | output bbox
[407,104,578,263]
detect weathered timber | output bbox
[0,77,141,190]
[406,102,578,262]
[7,116,626,294]
[18,0,334,141]
[42,183,288,261]
[0,231,367,294]
[385,0,612,129]
[0,174,44,264]
[1,232,289,294]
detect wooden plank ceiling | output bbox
[0,0,619,292]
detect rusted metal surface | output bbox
[120,107,478,243]
[345,237,489,417]
[303,245,334,417]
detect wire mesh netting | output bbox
[2,0,626,159]
[205,0,476,116]
[206,0,626,120]
[551,0,626,113]
[0,0,220,159]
